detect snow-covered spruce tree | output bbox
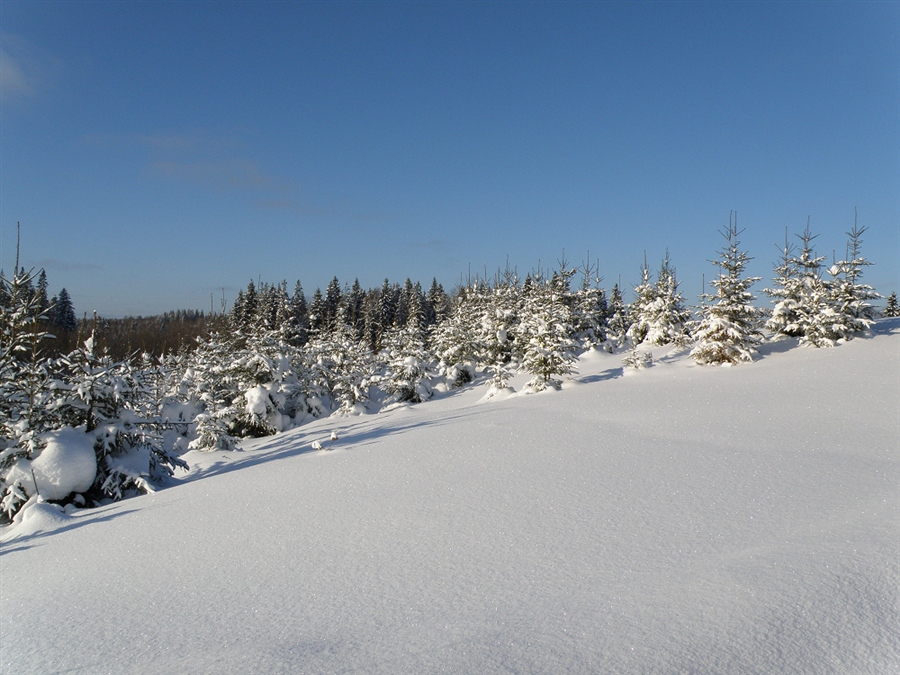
[379,297,436,404]
[431,290,480,387]
[572,260,609,350]
[225,333,307,438]
[792,224,836,347]
[310,319,374,415]
[765,221,838,346]
[290,280,310,346]
[0,267,57,519]
[644,252,691,346]
[520,271,578,392]
[825,215,879,340]
[54,333,187,502]
[884,292,900,318]
[691,218,765,365]
[476,277,521,391]
[605,282,630,350]
[183,332,242,451]
[625,257,657,345]
[764,229,802,338]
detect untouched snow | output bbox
[2,322,899,674]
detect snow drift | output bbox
[1,321,898,674]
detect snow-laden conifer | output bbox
[605,283,630,350]
[520,271,578,391]
[825,215,879,340]
[764,230,802,338]
[644,252,691,346]
[431,292,479,387]
[884,292,900,318]
[572,260,609,350]
[765,222,837,346]
[691,218,765,365]
[379,295,436,403]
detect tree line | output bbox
[0,213,891,522]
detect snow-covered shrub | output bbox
[622,344,652,369]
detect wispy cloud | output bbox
[149,160,274,191]
[35,258,103,273]
[0,32,63,103]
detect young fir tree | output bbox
[826,214,879,340]
[308,288,325,334]
[431,292,479,387]
[380,293,435,403]
[791,224,836,347]
[289,280,310,346]
[605,282,630,350]
[572,259,609,349]
[520,271,578,392]
[643,251,691,346]
[323,277,343,330]
[691,218,765,365]
[0,267,56,518]
[884,292,900,318]
[625,256,657,345]
[764,229,802,338]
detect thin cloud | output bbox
[0,32,63,103]
[148,159,274,191]
[35,258,103,273]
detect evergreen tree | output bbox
[36,270,50,315]
[625,256,657,345]
[347,278,366,335]
[572,261,608,349]
[53,288,77,332]
[644,251,691,345]
[520,272,577,392]
[431,292,479,387]
[0,267,56,516]
[324,276,343,329]
[290,280,310,345]
[605,283,630,350]
[691,218,765,365]
[242,280,259,332]
[425,278,449,327]
[308,288,325,333]
[792,224,834,347]
[377,279,398,345]
[764,229,802,337]
[826,215,879,340]
[884,292,900,318]
[380,310,436,404]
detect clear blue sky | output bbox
[2,0,898,317]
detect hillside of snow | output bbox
[2,321,898,674]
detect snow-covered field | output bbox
[2,321,898,674]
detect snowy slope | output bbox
[2,321,898,674]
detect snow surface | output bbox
[2,321,899,674]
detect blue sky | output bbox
[2,1,898,317]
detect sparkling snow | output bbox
[1,321,898,674]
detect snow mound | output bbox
[4,428,97,503]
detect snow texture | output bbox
[1,320,898,674]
